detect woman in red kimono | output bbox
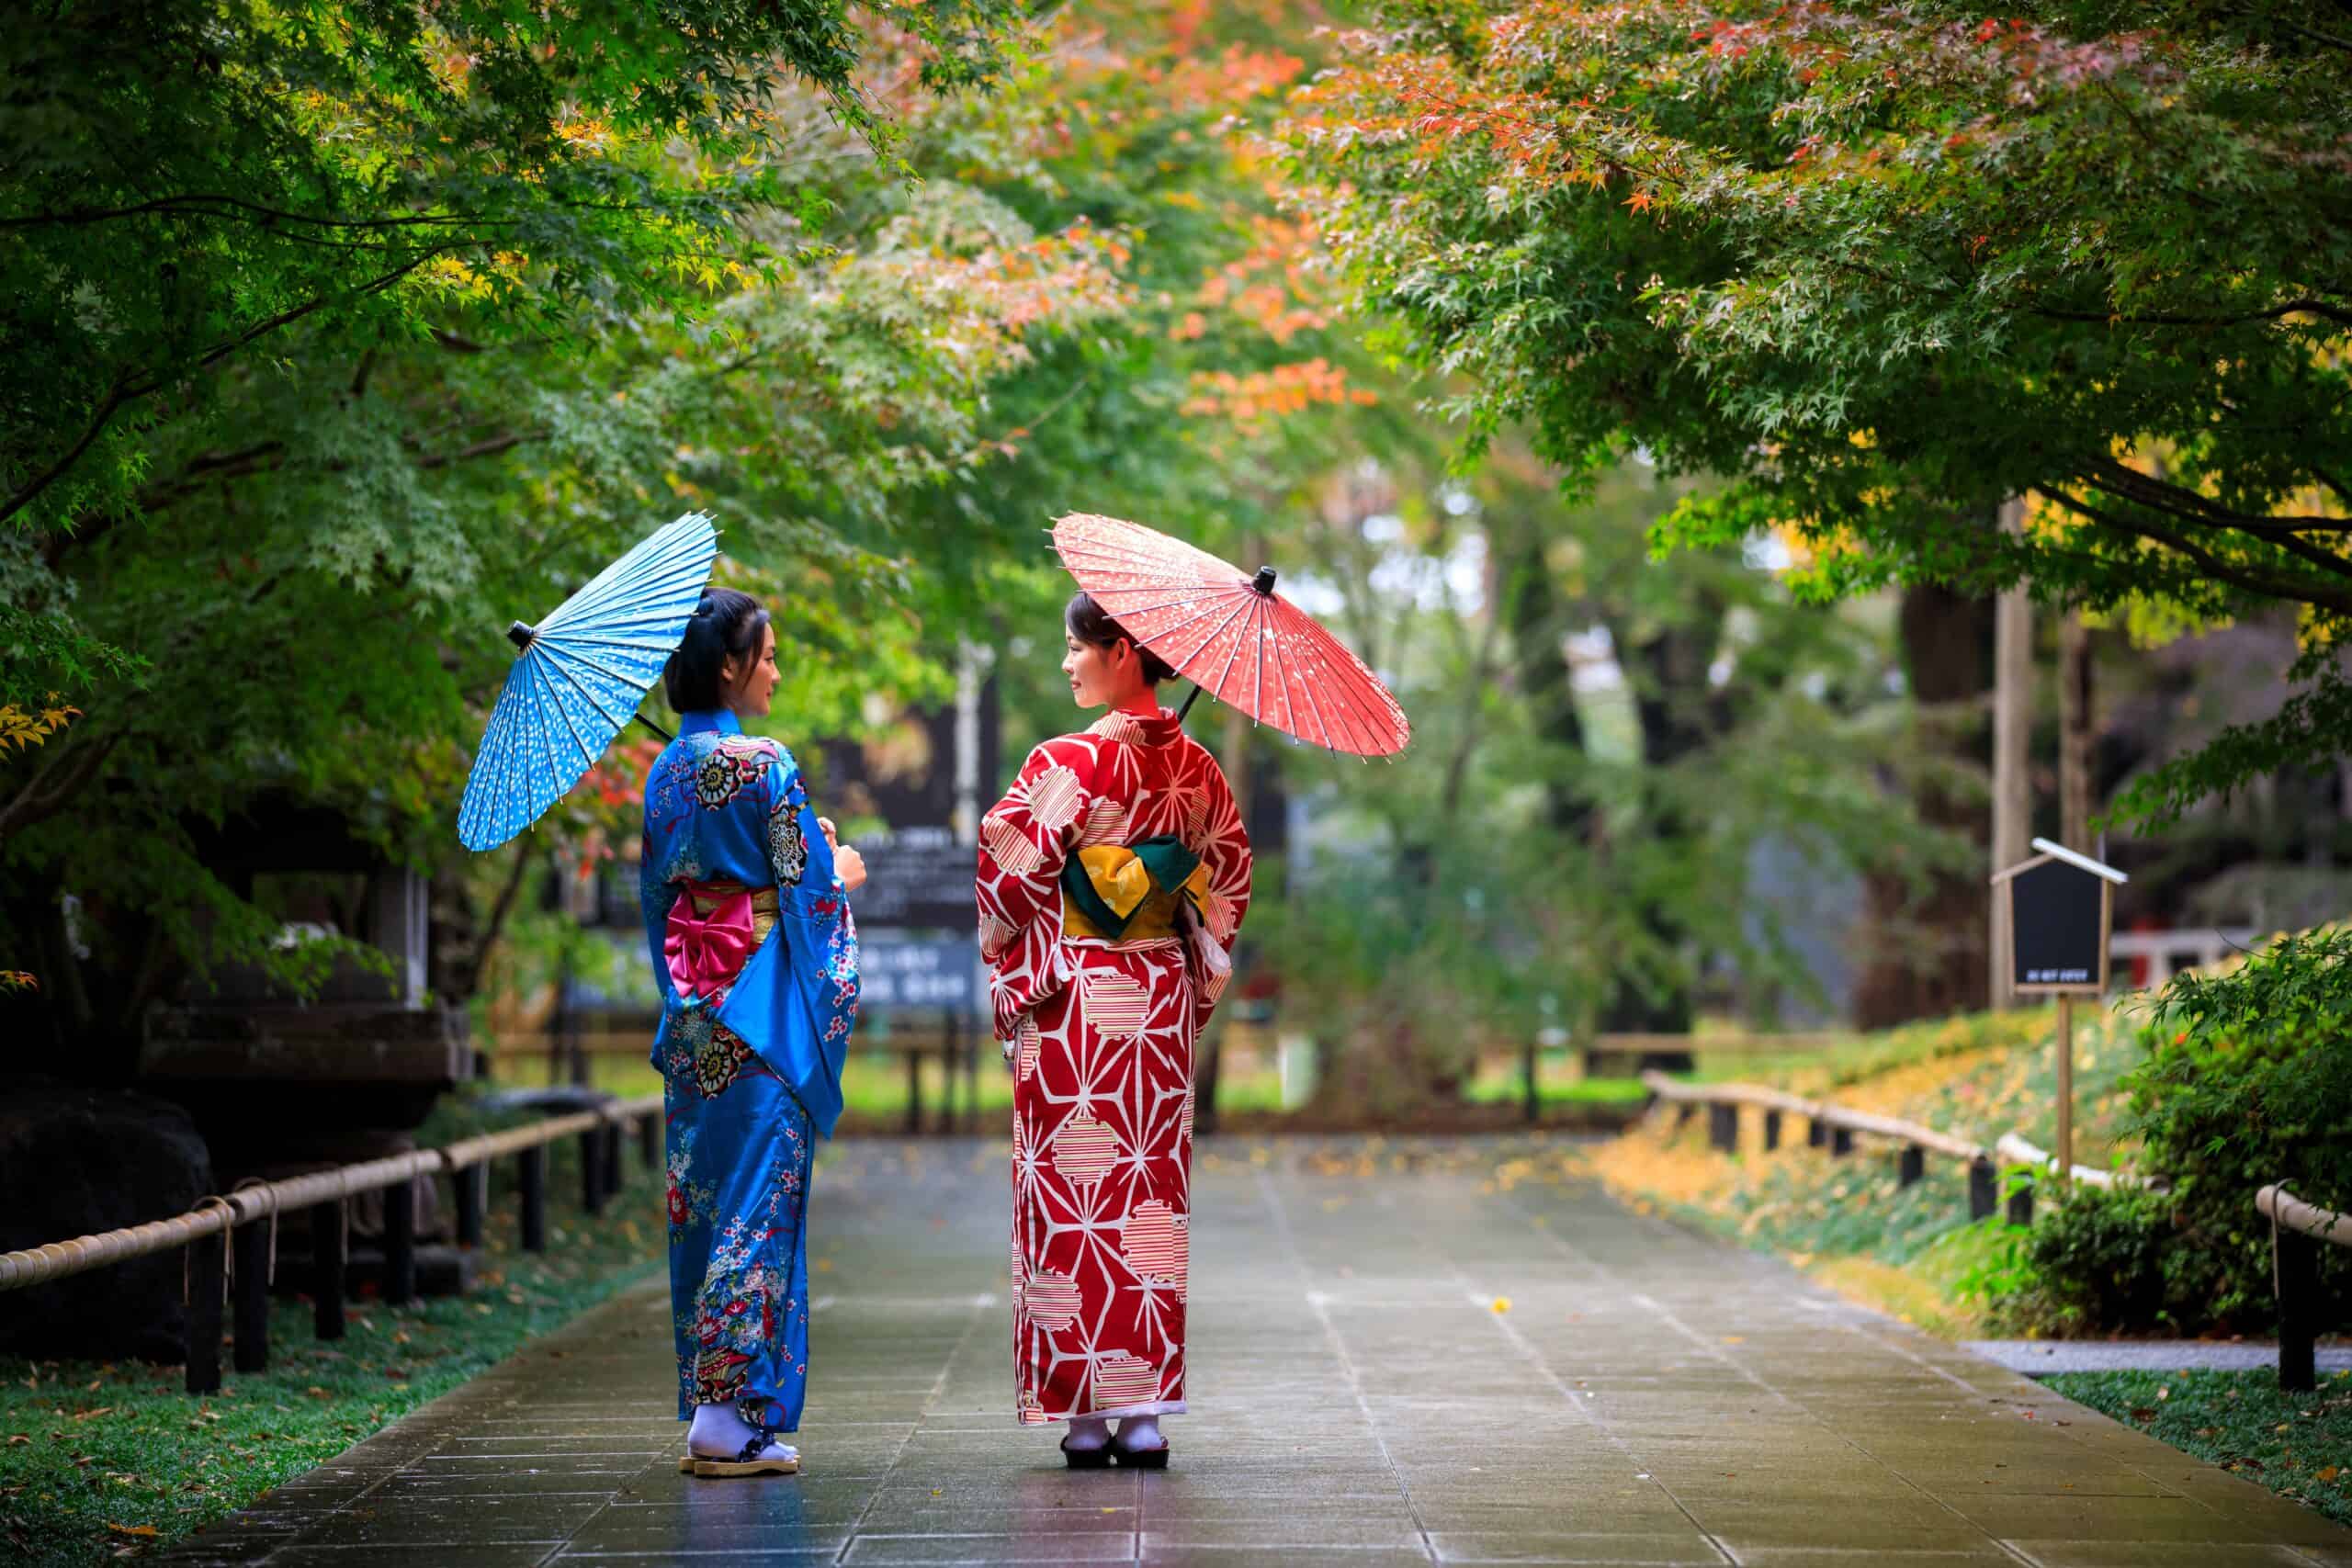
[976,592,1252,1469]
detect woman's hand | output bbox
[815,817,867,893]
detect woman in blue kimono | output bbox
[639,587,864,1479]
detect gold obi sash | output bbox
[682,880,780,950]
[1061,837,1210,943]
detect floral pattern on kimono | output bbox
[641,707,856,1431]
[975,705,1250,1426]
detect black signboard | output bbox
[852,826,978,933]
[819,675,1001,829]
[2008,857,2109,994]
[857,931,981,1015]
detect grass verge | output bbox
[0,1138,664,1568]
[1579,998,2158,1336]
[2043,1367,2352,1526]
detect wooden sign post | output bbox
[1990,838,2128,1187]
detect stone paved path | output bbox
[161,1137,2352,1567]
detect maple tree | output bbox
[1283,0,2352,827]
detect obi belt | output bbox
[665,879,781,999]
[1060,836,1210,943]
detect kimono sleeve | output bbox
[1185,756,1253,1023]
[975,739,1092,1043]
[766,750,860,1051]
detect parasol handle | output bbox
[1177,684,1204,723]
[635,713,674,744]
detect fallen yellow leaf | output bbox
[1491,1297,1512,1314]
[105,1524,158,1539]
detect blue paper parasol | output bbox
[458,511,718,852]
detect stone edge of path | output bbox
[1967,1338,2352,1376]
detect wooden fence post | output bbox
[383,1178,417,1307]
[1708,1103,1737,1153]
[185,1231,224,1395]
[600,1119,623,1198]
[1969,1158,1997,1221]
[520,1145,548,1253]
[1762,1110,1781,1153]
[1806,1118,1825,1149]
[580,1127,605,1215]
[1830,1126,1855,1157]
[639,1110,661,1170]
[1898,1145,1926,1189]
[2275,1214,2320,1393]
[2007,1176,2034,1227]
[232,1221,270,1373]
[455,1163,484,1249]
[311,1200,345,1340]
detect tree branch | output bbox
[0,731,123,841]
[4,250,454,527]
[2045,486,2352,615]
[2029,296,2352,330]
[458,840,535,1000]
[413,430,543,470]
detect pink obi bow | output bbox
[665,884,754,999]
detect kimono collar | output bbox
[1088,705,1186,748]
[680,709,743,738]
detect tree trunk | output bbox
[2059,610,2095,852]
[1598,606,1725,1043]
[1852,584,1995,1029]
[1988,513,2033,1008]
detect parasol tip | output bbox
[506,620,537,650]
[1250,566,1277,597]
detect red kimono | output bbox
[976,705,1251,1426]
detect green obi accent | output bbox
[1060,835,1207,942]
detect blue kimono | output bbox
[639,708,860,1433]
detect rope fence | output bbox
[1639,1070,2158,1226]
[1,1094,661,1394]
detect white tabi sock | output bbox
[1063,1416,1112,1450]
[1114,1415,1164,1452]
[689,1399,791,1459]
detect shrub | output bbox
[2007,927,2352,1336]
[1998,1185,2220,1335]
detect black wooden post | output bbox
[1806,1118,1825,1149]
[311,1200,345,1340]
[1898,1145,1926,1189]
[1763,1110,1782,1153]
[520,1144,548,1252]
[600,1118,623,1198]
[966,1021,982,1133]
[232,1219,270,1373]
[383,1177,417,1307]
[1968,1158,1997,1221]
[905,1046,922,1134]
[2007,1176,2034,1226]
[1708,1103,1737,1153]
[455,1163,484,1249]
[1830,1126,1855,1157]
[638,1109,661,1170]
[185,1230,225,1395]
[1521,1036,1540,1126]
[2275,1216,2319,1393]
[580,1127,605,1215]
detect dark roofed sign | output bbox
[1992,838,2126,997]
